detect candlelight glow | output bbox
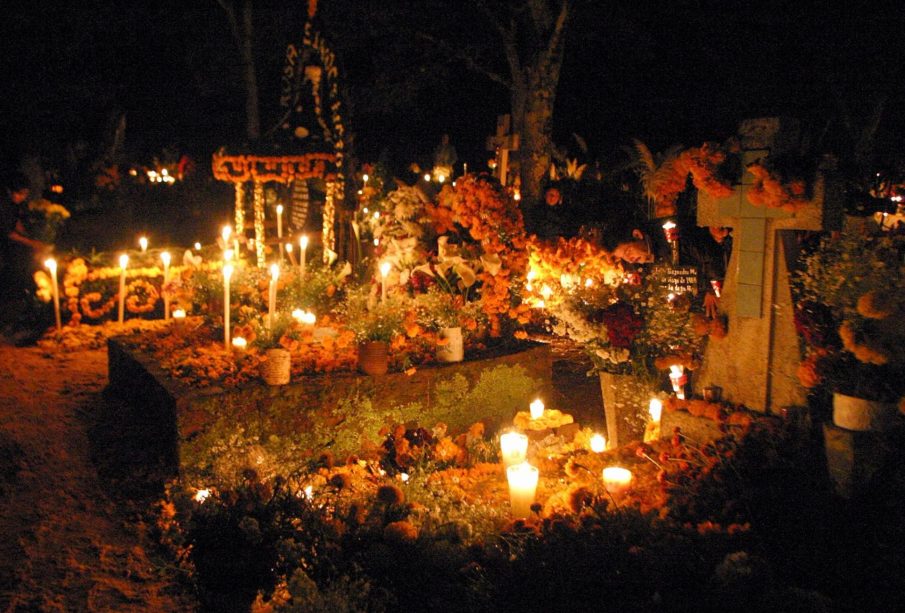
[119,254,129,269]
[423,173,431,182]
[194,489,211,503]
[649,398,663,422]
[500,431,529,467]
[529,398,545,420]
[602,466,633,494]
[285,243,293,253]
[172,308,186,319]
[299,235,309,250]
[232,336,247,350]
[139,236,148,252]
[270,263,280,280]
[224,249,234,262]
[221,225,232,242]
[590,433,606,453]
[540,284,553,300]
[223,263,234,280]
[507,462,539,517]
[380,261,392,278]
[276,204,284,215]
[662,221,676,232]
[160,251,171,267]
[194,242,202,251]
[44,257,56,273]
[362,173,369,183]
[292,309,317,325]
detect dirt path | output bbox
[0,344,192,611]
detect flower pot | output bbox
[262,348,291,385]
[436,326,464,363]
[358,341,389,375]
[832,392,896,432]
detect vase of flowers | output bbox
[341,290,404,376]
[436,326,464,363]
[262,348,291,385]
[358,340,389,376]
[795,222,905,428]
[250,314,299,386]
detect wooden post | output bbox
[485,114,520,186]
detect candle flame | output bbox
[194,489,211,503]
[590,433,606,453]
[285,243,293,253]
[119,254,129,269]
[380,261,392,278]
[139,236,148,252]
[276,204,284,215]
[44,258,57,273]
[172,308,186,319]
[221,225,232,242]
[299,235,309,250]
[529,398,545,420]
[223,263,234,280]
[194,242,202,251]
[649,398,663,422]
[160,251,171,267]
[270,263,280,280]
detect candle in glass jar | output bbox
[529,398,545,420]
[602,466,633,494]
[117,254,129,324]
[500,431,528,467]
[506,461,539,517]
[44,258,61,331]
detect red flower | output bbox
[601,302,643,349]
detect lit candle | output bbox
[139,236,148,253]
[644,398,663,443]
[194,242,202,251]
[268,264,279,328]
[602,466,633,494]
[44,258,61,331]
[223,263,233,350]
[161,251,171,320]
[507,462,539,517]
[221,224,232,246]
[285,242,296,267]
[299,235,308,279]
[276,204,284,264]
[292,308,316,325]
[380,261,391,302]
[529,398,545,420]
[118,254,129,324]
[363,173,369,184]
[500,431,529,467]
[669,365,687,400]
[231,336,247,351]
[590,433,606,453]
[662,220,679,265]
[224,249,234,262]
[172,308,186,321]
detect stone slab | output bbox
[660,410,725,446]
[108,338,553,485]
[823,423,888,499]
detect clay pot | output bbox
[832,392,896,432]
[436,326,464,363]
[358,341,389,375]
[262,348,291,385]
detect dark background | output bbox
[1,1,903,179]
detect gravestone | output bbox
[695,118,842,413]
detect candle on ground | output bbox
[644,398,663,443]
[223,263,233,350]
[500,431,529,467]
[117,254,129,324]
[44,258,61,331]
[161,251,171,320]
[590,433,606,453]
[379,261,391,302]
[507,462,539,517]
[529,398,545,420]
[602,466,633,494]
[268,264,280,328]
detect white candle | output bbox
[590,433,606,453]
[223,263,233,350]
[161,251,171,320]
[649,398,663,422]
[118,254,129,324]
[268,264,280,328]
[44,258,61,331]
[529,398,545,420]
[500,431,529,467]
[299,235,308,279]
[602,466,633,494]
[644,398,663,443]
[669,365,687,400]
[507,462,539,517]
[276,204,284,238]
[194,242,202,251]
[379,261,391,302]
[139,236,148,253]
[232,336,247,351]
[172,308,186,321]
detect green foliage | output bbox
[337,288,405,343]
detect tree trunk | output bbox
[240,0,260,142]
[513,73,556,221]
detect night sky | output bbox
[2,1,903,175]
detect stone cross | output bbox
[695,118,842,413]
[486,114,519,186]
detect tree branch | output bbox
[545,0,572,61]
[415,31,513,91]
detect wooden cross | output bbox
[694,118,842,413]
[486,114,519,185]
